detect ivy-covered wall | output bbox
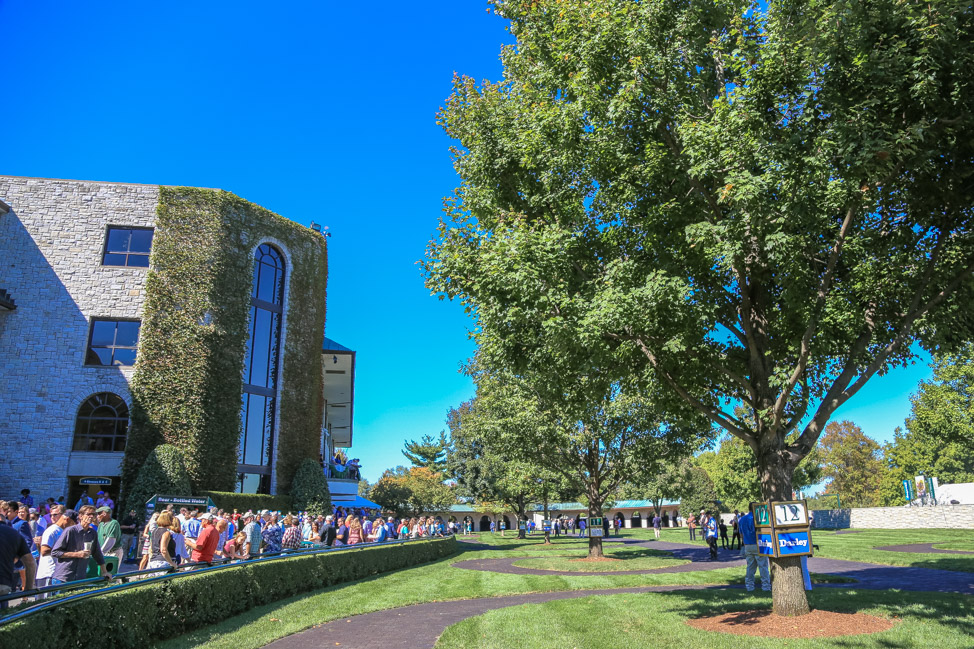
[121,187,327,499]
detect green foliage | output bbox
[122,186,327,501]
[819,421,885,508]
[402,431,450,472]
[358,478,373,497]
[695,436,822,511]
[126,444,192,515]
[878,426,974,506]
[676,465,720,516]
[0,538,457,649]
[198,491,293,514]
[289,458,332,516]
[907,345,974,447]
[369,466,456,517]
[446,398,574,521]
[426,0,974,507]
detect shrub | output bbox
[290,458,331,516]
[197,491,292,514]
[126,444,192,517]
[0,537,458,649]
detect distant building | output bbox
[0,176,355,505]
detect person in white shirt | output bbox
[36,510,76,591]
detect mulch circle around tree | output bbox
[686,609,896,638]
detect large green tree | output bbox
[818,420,885,507]
[468,368,706,557]
[879,426,974,505]
[369,465,456,518]
[427,0,974,615]
[402,431,450,472]
[446,399,574,540]
[907,345,974,446]
[697,436,823,512]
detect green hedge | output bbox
[198,491,293,514]
[0,537,457,649]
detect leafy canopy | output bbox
[402,431,450,473]
[427,0,974,503]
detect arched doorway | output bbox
[479,515,491,531]
[502,515,511,530]
[631,511,642,528]
[614,512,625,529]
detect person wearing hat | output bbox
[184,513,219,565]
[96,506,122,572]
[36,509,75,591]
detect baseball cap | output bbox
[199,513,215,521]
[97,491,105,495]
[62,509,78,521]
[96,506,112,514]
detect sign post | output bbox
[588,517,604,537]
[751,499,813,559]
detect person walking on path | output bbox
[652,513,662,540]
[730,511,742,550]
[687,514,697,541]
[737,506,770,591]
[703,510,719,560]
[719,517,729,549]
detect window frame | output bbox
[84,317,141,367]
[72,392,130,453]
[100,225,154,268]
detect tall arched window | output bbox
[237,244,285,494]
[73,393,129,452]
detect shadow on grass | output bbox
[666,587,974,643]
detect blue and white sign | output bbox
[902,479,914,501]
[776,530,812,556]
[757,533,775,556]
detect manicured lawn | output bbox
[806,529,974,572]
[158,538,746,649]
[512,546,690,572]
[656,527,974,572]
[436,588,974,649]
[933,541,974,552]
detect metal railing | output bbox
[0,534,453,626]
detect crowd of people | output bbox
[0,487,459,607]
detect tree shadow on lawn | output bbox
[663,588,974,645]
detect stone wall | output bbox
[0,176,158,501]
[812,505,974,529]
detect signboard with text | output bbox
[588,517,604,536]
[542,520,552,531]
[751,499,813,558]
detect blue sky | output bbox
[1,2,934,483]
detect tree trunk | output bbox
[588,503,603,559]
[517,495,527,539]
[543,493,551,544]
[760,450,811,616]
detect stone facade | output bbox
[0,176,158,501]
[812,505,974,529]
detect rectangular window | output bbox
[102,227,153,267]
[85,319,141,366]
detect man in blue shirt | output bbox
[738,505,770,591]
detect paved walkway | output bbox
[874,542,974,555]
[263,538,974,649]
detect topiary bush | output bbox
[198,491,292,514]
[126,444,192,518]
[290,458,331,516]
[0,537,458,649]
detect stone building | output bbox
[0,176,354,506]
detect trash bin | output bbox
[86,555,119,578]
